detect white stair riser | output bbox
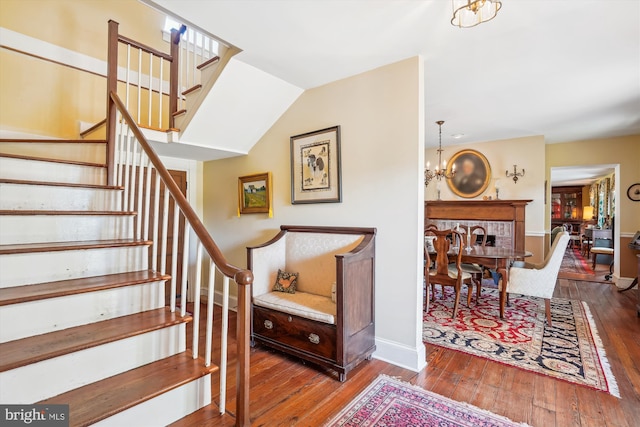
[0,183,122,211]
[0,325,186,403]
[0,215,134,244]
[0,281,166,342]
[0,156,105,185]
[0,142,106,163]
[0,246,149,288]
[93,375,212,427]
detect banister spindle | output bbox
[180,223,190,317]
[170,202,180,312]
[160,186,170,275]
[148,52,153,127]
[151,172,160,271]
[192,240,203,358]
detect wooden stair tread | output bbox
[0,239,152,255]
[0,152,106,168]
[0,178,122,190]
[0,138,106,144]
[182,84,202,96]
[0,307,191,372]
[0,210,136,216]
[0,270,169,306]
[197,56,220,70]
[39,352,218,427]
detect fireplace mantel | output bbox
[425,199,532,251]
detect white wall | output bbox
[203,56,427,372]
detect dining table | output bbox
[445,245,533,319]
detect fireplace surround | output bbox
[425,199,532,251]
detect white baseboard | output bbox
[373,337,427,373]
[614,276,636,290]
[200,287,239,312]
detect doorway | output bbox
[550,164,617,282]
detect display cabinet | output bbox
[551,186,583,230]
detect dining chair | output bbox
[504,231,570,326]
[455,225,487,306]
[424,228,472,318]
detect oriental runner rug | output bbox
[559,246,595,275]
[423,288,619,397]
[324,374,530,427]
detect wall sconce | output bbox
[506,165,525,184]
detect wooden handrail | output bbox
[117,34,173,61]
[110,92,251,285]
[110,91,252,426]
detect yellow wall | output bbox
[203,57,427,366]
[0,0,167,138]
[546,135,640,279]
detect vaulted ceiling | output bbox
[147,0,639,186]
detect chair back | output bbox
[425,228,464,287]
[458,225,487,247]
[551,226,564,245]
[543,231,570,271]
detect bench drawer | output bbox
[253,306,336,360]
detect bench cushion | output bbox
[254,291,337,325]
[590,247,614,255]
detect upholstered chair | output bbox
[505,232,570,326]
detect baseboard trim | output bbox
[373,337,427,373]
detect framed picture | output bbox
[290,125,342,204]
[238,172,272,215]
[446,149,491,198]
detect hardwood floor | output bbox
[171,276,639,427]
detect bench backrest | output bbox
[285,232,363,297]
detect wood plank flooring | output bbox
[172,274,640,427]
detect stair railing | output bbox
[109,91,252,426]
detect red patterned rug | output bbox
[560,246,595,275]
[423,288,619,397]
[324,375,530,426]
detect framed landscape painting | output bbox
[238,172,272,214]
[290,125,342,204]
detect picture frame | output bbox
[238,172,272,215]
[446,149,491,198]
[290,125,342,204]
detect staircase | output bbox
[0,140,217,425]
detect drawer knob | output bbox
[264,320,273,330]
[288,316,292,322]
[309,333,320,344]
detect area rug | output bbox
[423,288,619,397]
[324,374,530,427]
[560,246,595,275]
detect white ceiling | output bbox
[149,0,639,182]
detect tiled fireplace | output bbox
[424,199,532,251]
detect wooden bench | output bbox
[247,225,376,381]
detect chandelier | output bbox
[451,0,502,28]
[425,120,456,187]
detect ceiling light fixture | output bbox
[425,121,456,187]
[451,0,502,28]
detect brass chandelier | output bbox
[425,120,456,187]
[451,0,502,28]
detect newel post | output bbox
[169,27,181,129]
[106,20,119,186]
[235,272,252,427]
